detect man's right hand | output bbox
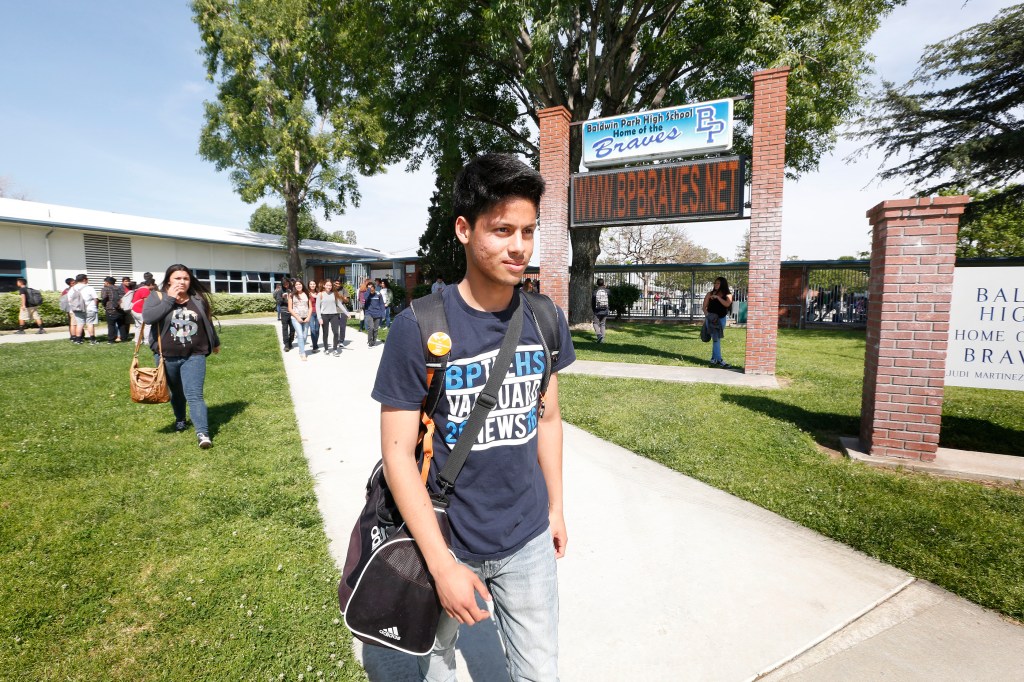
[433,561,491,625]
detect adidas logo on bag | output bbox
[379,626,401,641]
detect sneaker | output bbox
[37,328,46,334]
[197,433,212,449]
[14,329,25,334]
[300,353,307,362]
[333,349,341,357]
[718,361,731,369]
[174,420,188,432]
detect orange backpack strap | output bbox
[410,293,450,486]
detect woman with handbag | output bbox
[287,279,313,361]
[143,264,221,449]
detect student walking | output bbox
[274,278,295,351]
[362,281,385,347]
[372,153,576,681]
[703,276,733,368]
[317,279,349,356]
[306,280,321,353]
[380,279,393,328]
[143,264,221,450]
[60,277,76,341]
[132,276,156,331]
[591,277,610,343]
[15,277,45,334]
[287,280,313,361]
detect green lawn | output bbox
[0,328,365,681]
[561,323,1024,622]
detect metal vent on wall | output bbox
[84,234,133,281]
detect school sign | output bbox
[945,266,1024,391]
[581,98,734,168]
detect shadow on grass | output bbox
[208,400,249,437]
[940,416,1024,457]
[722,393,858,450]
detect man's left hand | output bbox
[549,511,567,559]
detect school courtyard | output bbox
[1,318,1022,680]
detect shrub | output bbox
[412,283,432,300]
[388,282,407,309]
[1,291,68,330]
[608,283,642,319]
[208,293,277,316]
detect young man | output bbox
[362,281,386,347]
[60,277,76,341]
[15,277,46,334]
[273,278,295,351]
[70,274,99,345]
[592,277,610,343]
[372,153,575,681]
[379,279,393,328]
[431,276,446,295]
[99,276,125,343]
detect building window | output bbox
[191,269,287,294]
[0,259,25,293]
[83,234,133,281]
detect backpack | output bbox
[24,287,43,307]
[59,290,71,312]
[66,285,85,313]
[594,287,609,313]
[119,289,135,312]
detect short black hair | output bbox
[597,278,605,287]
[75,273,87,282]
[104,276,116,284]
[453,153,545,228]
[16,277,26,285]
[65,277,75,285]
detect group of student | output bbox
[51,273,157,345]
[274,277,350,360]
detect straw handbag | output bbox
[130,320,169,404]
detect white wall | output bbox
[0,221,293,291]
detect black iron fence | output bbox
[592,263,749,322]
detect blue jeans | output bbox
[160,354,208,435]
[291,318,310,355]
[308,313,320,349]
[420,529,559,682]
[384,306,392,328]
[711,317,726,363]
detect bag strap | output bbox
[521,291,560,398]
[434,293,524,501]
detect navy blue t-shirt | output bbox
[371,285,576,561]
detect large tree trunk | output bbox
[285,196,302,278]
[569,227,601,324]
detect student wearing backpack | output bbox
[59,277,76,341]
[591,277,610,343]
[69,274,99,345]
[15,277,46,334]
[372,153,576,681]
[100,276,127,344]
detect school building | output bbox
[0,198,421,294]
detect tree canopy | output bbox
[248,203,356,245]
[854,4,1024,209]
[954,187,1024,258]
[347,0,904,322]
[193,0,386,276]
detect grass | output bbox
[0,328,366,681]
[560,323,1024,622]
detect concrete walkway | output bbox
[275,324,1024,681]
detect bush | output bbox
[412,283,432,300]
[1,292,68,329]
[608,283,642,319]
[209,293,277,316]
[388,281,407,309]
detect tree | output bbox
[735,228,751,261]
[854,4,1024,210]
[0,176,29,200]
[348,0,904,322]
[600,223,722,294]
[955,187,1024,258]
[248,204,357,245]
[193,0,386,276]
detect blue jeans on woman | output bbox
[308,313,320,351]
[291,317,311,355]
[419,529,559,682]
[711,317,727,364]
[160,354,209,435]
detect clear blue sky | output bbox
[0,0,1016,260]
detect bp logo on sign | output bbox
[581,98,733,168]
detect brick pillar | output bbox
[860,196,969,461]
[538,106,572,313]
[744,67,790,375]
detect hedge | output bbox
[1,292,276,330]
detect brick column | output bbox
[860,196,969,461]
[538,106,572,313]
[745,67,790,375]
